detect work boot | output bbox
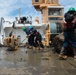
[26,46,29,48]
[39,47,43,50]
[29,46,33,49]
[73,48,76,59]
[59,47,67,60]
[59,54,67,60]
[33,47,36,50]
[36,47,39,50]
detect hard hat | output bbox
[68,7,75,12]
[22,27,26,31]
[33,29,37,34]
[29,26,33,29]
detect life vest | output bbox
[63,21,75,32]
[63,22,74,29]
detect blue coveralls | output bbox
[29,28,37,47]
[24,28,31,46]
[63,22,76,48]
[63,32,76,48]
[25,28,37,47]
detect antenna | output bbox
[29,15,32,24]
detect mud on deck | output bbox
[0,47,76,75]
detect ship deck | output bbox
[0,47,76,75]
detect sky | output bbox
[0,0,76,22]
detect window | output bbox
[35,0,39,2]
[49,17,63,20]
[48,8,62,16]
[48,0,53,3]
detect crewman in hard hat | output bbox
[28,26,44,50]
[22,26,36,49]
[59,7,76,59]
[28,26,37,49]
[22,26,31,48]
[22,26,44,50]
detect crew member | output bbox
[59,7,76,59]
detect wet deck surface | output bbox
[0,47,76,75]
